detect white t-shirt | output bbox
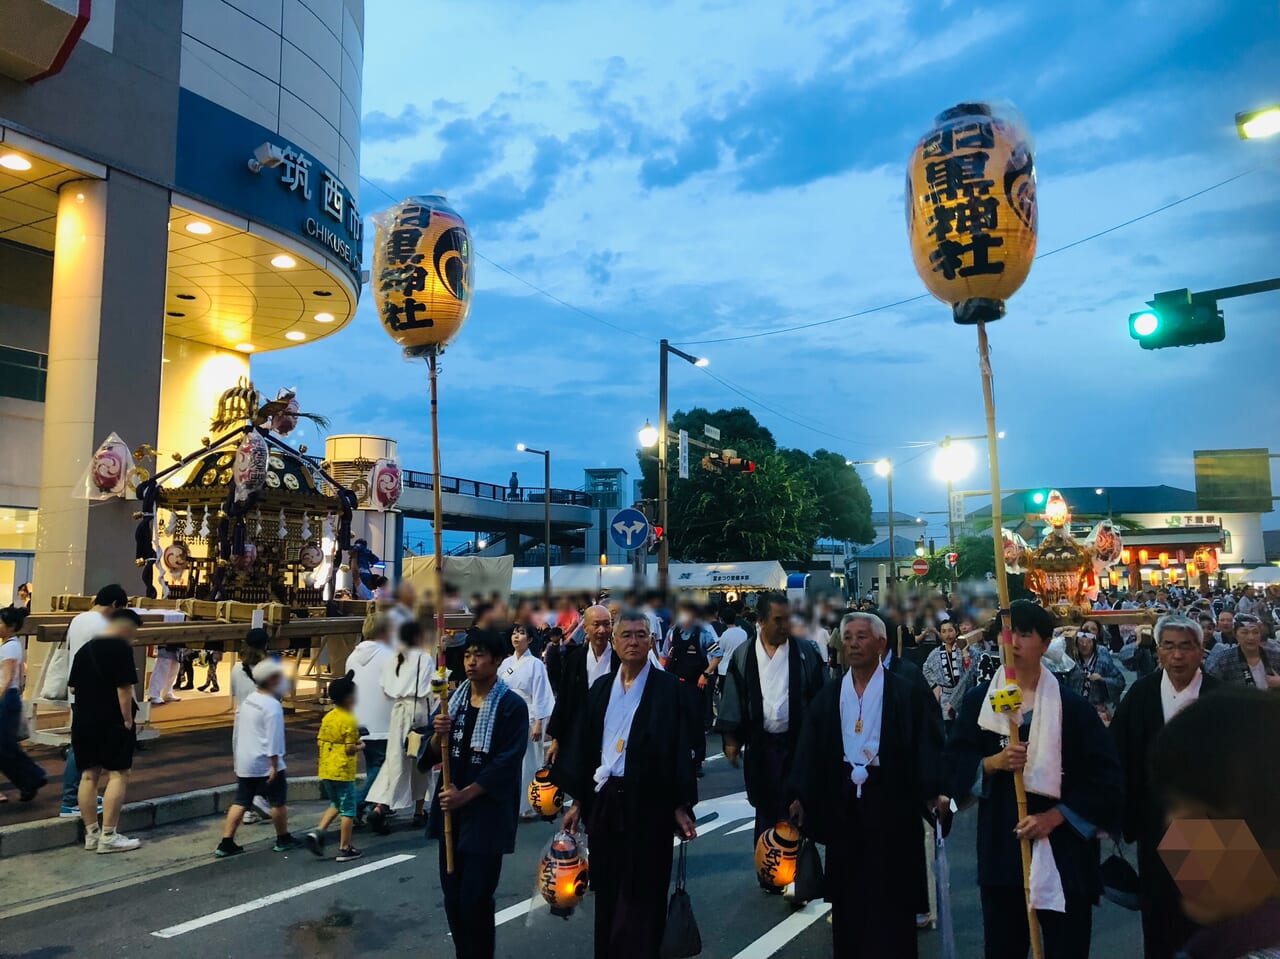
[1250,659,1267,689]
[233,690,287,777]
[1,638,22,690]
[717,626,748,676]
[65,609,109,704]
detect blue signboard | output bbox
[609,508,650,551]
[174,90,363,289]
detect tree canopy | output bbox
[636,407,875,563]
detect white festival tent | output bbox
[1236,565,1280,585]
[509,561,788,596]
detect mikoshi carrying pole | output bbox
[426,346,455,875]
[905,101,1041,958]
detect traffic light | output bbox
[1128,288,1225,350]
[724,457,755,473]
[1030,489,1047,506]
[652,525,664,543]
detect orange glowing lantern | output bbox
[1149,569,1161,586]
[1186,562,1197,578]
[371,195,473,354]
[1159,552,1169,569]
[527,766,564,819]
[1042,490,1070,529]
[1120,548,1132,565]
[906,102,1037,325]
[755,821,801,890]
[538,832,590,917]
[1139,549,1149,565]
[1108,569,1119,586]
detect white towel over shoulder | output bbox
[978,664,1066,913]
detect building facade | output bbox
[0,0,364,605]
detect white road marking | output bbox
[705,752,724,762]
[150,854,416,939]
[727,820,756,836]
[729,900,833,959]
[495,898,535,926]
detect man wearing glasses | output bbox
[1110,614,1221,959]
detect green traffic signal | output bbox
[1031,490,1046,505]
[1128,289,1225,350]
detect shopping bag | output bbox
[792,838,824,903]
[661,841,702,958]
[1100,842,1141,911]
[38,642,70,701]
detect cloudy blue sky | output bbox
[256,0,1280,550]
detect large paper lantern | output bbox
[538,831,589,917]
[233,430,269,503]
[755,821,801,890]
[371,195,473,354]
[368,457,402,512]
[906,102,1037,324]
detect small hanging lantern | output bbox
[755,821,801,890]
[527,767,564,819]
[1121,548,1132,565]
[1149,569,1161,586]
[906,102,1037,324]
[368,458,403,512]
[537,831,589,917]
[1186,561,1197,578]
[1108,569,1119,586]
[162,541,190,578]
[370,195,474,354]
[1138,549,1149,565]
[233,430,269,503]
[1159,552,1170,569]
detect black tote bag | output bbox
[661,840,702,958]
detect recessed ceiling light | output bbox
[234,342,255,352]
[313,289,332,297]
[162,357,171,364]
[166,311,185,317]
[285,331,306,341]
[270,254,297,269]
[313,312,335,323]
[0,153,32,171]
[185,221,212,235]
[175,293,196,300]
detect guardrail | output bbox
[401,471,593,507]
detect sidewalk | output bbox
[1,714,325,826]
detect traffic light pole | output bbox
[1197,277,1280,302]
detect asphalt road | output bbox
[0,752,1143,959]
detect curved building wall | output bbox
[179,0,363,195]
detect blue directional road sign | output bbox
[609,508,651,551]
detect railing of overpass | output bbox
[401,471,593,508]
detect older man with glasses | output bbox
[1205,613,1280,690]
[1110,614,1222,959]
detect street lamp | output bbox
[648,339,708,596]
[849,457,897,597]
[1236,104,1280,140]
[637,420,658,448]
[517,443,552,603]
[933,436,980,551]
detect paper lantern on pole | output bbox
[906,102,1037,324]
[371,195,473,354]
[367,458,402,512]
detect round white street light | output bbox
[638,420,659,447]
[932,442,977,482]
[874,458,892,477]
[516,443,527,452]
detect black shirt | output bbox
[69,637,138,729]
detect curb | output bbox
[0,775,365,859]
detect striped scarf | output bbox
[447,677,510,756]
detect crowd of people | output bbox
[2,577,1278,958]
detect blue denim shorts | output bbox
[321,779,358,818]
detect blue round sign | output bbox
[609,508,651,551]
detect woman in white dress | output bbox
[499,622,556,820]
[365,621,434,833]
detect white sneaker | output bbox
[252,795,272,817]
[148,698,164,706]
[242,809,264,825]
[84,826,101,851]
[97,831,141,854]
[163,694,181,703]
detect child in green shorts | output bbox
[306,670,364,862]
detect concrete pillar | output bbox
[324,435,403,586]
[32,175,167,606]
[156,337,249,457]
